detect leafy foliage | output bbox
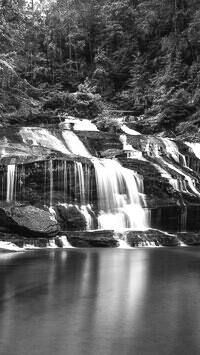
[1,0,200,137]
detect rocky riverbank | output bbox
[1,228,200,252]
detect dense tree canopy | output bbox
[1,0,200,136]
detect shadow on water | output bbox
[0,247,200,355]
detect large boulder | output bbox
[0,205,60,237]
[55,204,87,230]
[63,230,118,247]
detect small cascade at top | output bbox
[20,128,71,155]
[185,142,200,160]
[20,127,91,158]
[62,131,91,157]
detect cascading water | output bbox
[146,136,200,198]
[58,235,74,248]
[62,131,91,157]
[20,127,92,158]
[20,128,71,155]
[6,165,16,202]
[3,127,149,233]
[160,138,187,166]
[185,142,200,160]
[49,160,54,207]
[74,162,86,205]
[92,158,148,230]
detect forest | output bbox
[1,0,200,138]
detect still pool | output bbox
[0,247,200,355]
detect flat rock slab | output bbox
[64,230,118,247]
[124,229,179,247]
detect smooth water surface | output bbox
[0,247,200,355]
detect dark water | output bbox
[0,247,200,355]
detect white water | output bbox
[0,241,24,251]
[47,239,59,248]
[60,118,98,131]
[6,165,15,202]
[114,232,132,249]
[57,203,94,230]
[117,239,132,249]
[121,125,141,136]
[62,131,91,157]
[146,137,187,167]
[161,158,200,197]
[59,235,74,248]
[79,205,94,230]
[160,138,186,164]
[49,160,53,207]
[24,244,41,250]
[20,128,71,155]
[179,241,188,247]
[92,158,148,230]
[20,127,91,157]
[47,161,92,207]
[185,142,200,160]
[151,154,200,197]
[75,162,86,205]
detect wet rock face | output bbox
[64,230,118,247]
[125,230,179,247]
[0,158,97,207]
[0,233,50,248]
[55,205,87,231]
[177,232,200,245]
[150,206,183,231]
[2,126,200,236]
[76,131,122,156]
[0,205,60,237]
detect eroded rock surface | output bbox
[64,230,118,247]
[0,205,60,237]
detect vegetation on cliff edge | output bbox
[1,0,200,138]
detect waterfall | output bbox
[58,235,74,248]
[185,142,200,160]
[3,127,149,232]
[145,137,187,167]
[62,131,91,157]
[75,162,86,205]
[80,205,94,230]
[160,138,185,164]
[47,239,59,248]
[92,158,148,230]
[20,127,91,157]
[20,128,71,155]
[6,165,16,202]
[49,160,53,207]
[161,158,200,197]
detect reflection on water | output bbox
[0,248,200,355]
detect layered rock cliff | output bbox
[1,121,200,247]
